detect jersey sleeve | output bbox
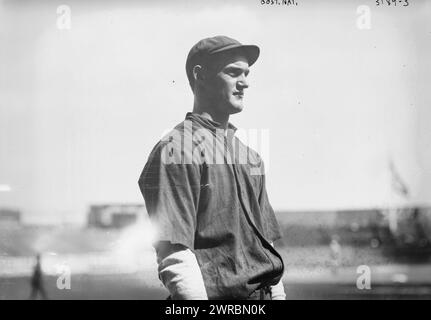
[138,140,202,249]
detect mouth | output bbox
[233,92,244,99]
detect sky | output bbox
[0,0,430,224]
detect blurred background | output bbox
[1,0,430,299]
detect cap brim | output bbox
[211,44,260,66]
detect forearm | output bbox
[270,242,286,300]
[156,242,208,300]
[270,277,286,300]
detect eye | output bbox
[224,67,249,78]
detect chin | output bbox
[228,102,244,114]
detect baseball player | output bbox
[138,35,286,300]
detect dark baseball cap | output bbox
[186,35,260,87]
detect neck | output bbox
[193,100,229,129]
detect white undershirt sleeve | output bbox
[156,242,208,300]
[270,242,286,300]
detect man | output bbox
[138,35,286,300]
[29,253,48,300]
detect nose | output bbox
[237,74,249,90]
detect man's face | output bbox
[203,52,250,115]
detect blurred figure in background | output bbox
[329,235,341,274]
[411,208,428,247]
[29,253,48,300]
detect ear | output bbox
[192,65,205,82]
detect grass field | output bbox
[2,267,431,300]
[1,224,431,300]
[2,244,431,300]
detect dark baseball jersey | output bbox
[138,112,284,299]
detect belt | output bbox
[166,286,272,300]
[247,286,272,300]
